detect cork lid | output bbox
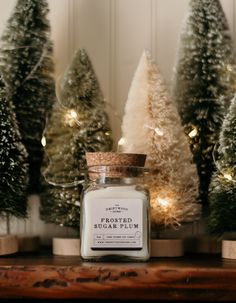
[86,152,146,179]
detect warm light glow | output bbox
[68,109,78,119]
[105,131,110,136]
[157,197,170,208]
[144,124,164,136]
[117,137,126,152]
[223,173,233,181]
[154,127,164,136]
[41,136,46,147]
[188,127,198,138]
[118,137,126,146]
[65,109,79,127]
[226,64,233,72]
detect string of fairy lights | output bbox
[39,67,234,219]
[117,119,235,219]
[188,125,236,183]
[41,107,234,222]
[41,77,113,187]
[212,143,236,183]
[118,130,175,212]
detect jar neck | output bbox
[92,177,138,185]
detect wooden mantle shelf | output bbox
[0,250,235,301]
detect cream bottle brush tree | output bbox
[40,49,113,229]
[121,50,201,229]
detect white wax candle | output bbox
[80,185,150,261]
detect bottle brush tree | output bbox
[121,50,201,229]
[0,0,55,193]
[0,76,28,222]
[208,95,236,234]
[172,0,236,207]
[40,49,112,229]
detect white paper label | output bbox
[90,198,143,250]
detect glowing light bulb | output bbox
[118,137,125,146]
[41,136,46,147]
[223,173,233,181]
[227,64,233,72]
[118,137,125,145]
[117,137,126,152]
[65,109,79,127]
[188,127,198,138]
[154,127,164,136]
[157,197,170,207]
[69,110,78,119]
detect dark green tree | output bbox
[208,95,236,234]
[172,0,236,207]
[40,49,113,229]
[0,77,28,219]
[0,0,55,193]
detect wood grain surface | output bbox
[0,250,235,300]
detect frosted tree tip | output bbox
[143,49,151,59]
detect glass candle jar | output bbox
[80,153,150,262]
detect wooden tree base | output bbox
[222,240,236,259]
[18,235,40,252]
[184,236,221,254]
[0,235,18,255]
[53,238,80,256]
[151,239,184,257]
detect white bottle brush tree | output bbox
[121,51,201,230]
